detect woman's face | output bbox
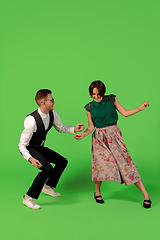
[92,88,103,102]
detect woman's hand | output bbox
[139,101,150,111]
[74,134,84,140]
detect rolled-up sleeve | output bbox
[53,110,75,133]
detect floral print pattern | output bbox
[92,125,141,186]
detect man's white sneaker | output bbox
[23,195,41,209]
[42,185,61,197]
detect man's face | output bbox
[43,93,55,111]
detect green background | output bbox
[0,0,159,239]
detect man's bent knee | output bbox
[61,157,68,167]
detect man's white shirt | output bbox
[18,108,75,161]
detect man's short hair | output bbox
[35,89,52,105]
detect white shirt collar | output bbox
[38,108,48,118]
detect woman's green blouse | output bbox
[84,95,118,128]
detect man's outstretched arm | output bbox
[53,110,84,133]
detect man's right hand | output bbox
[28,157,42,168]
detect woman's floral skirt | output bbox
[92,124,141,186]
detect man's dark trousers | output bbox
[26,146,68,199]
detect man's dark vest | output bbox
[28,110,54,147]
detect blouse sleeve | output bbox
[84,102,93,112]
[106,94,116,103]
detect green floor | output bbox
[1,157,159,240]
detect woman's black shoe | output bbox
[143,199,152,208]
[94,192,104,204]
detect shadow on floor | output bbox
[38,182,159,207]
[103,182,160,207]
[38,193,81,206]
[40,159,160,207]
[60,165,93,193]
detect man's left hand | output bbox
[74,124,85,132]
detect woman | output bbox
[74,80,151,208]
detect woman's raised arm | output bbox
[114,97,149,117]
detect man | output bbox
[19,89,84,209]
